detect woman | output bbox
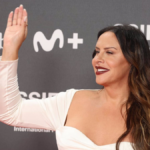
[0,4,150,150]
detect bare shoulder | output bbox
[70,89,102,108]
[66,89,102,125]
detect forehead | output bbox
[96,31,120,48]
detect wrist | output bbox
[2,48,18,61]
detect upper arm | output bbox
[2,89,78,131]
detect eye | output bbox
[95,50,99,54]
[94,49,113,55]
[107,51,113,54]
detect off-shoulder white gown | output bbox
[0,56,134,150]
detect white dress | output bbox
[0,56,134,150]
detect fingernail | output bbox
[20,4,23,7]
[24,16,27,22]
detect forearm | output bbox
[0,56,61,130]
[0,56,22,125]
[0,57,50,128]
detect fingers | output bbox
[17,5,24,25]
[7,5,27,27]
[7,11,13,27]
[22,9,28,27]
[12,7,19,25]
[23,9,28,39]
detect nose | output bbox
[95,52,104,63]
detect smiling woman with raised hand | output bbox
[0,4,150,150]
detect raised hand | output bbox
[2,4,28,60]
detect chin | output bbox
[96,80,106,86]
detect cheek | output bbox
[107,54,126,68]
[108,60,121,68]
[108,57,130,76]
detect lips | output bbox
[95,66,109,70]
[95,66,109,75]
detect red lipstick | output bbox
[95,66,109,75]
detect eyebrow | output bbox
[95,47,117,50]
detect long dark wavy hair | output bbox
[92,25,150,150]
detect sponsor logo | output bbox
[33,29,64,52]
[33,29,83,52]
[114,24,150,41]
[14,127,52,133]
[0,30,84,51]
[20,91,58,100]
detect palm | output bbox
[4,26,25,44]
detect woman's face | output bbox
[92,31,131,86]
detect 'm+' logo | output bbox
[33,29,64,52]
[33,29,83,52]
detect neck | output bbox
[101,83,130,107]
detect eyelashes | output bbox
[95,50,113,54]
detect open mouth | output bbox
[95,66,109,75]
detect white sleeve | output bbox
[0,56,78,131]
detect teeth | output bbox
[98,69,108,72]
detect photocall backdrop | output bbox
[0,0,150,150]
